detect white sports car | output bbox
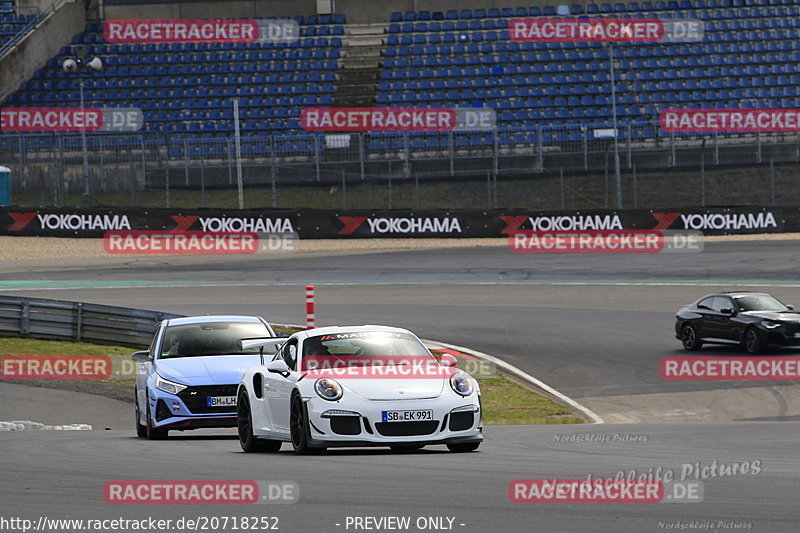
[236,325,483,454]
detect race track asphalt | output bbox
[0,240,799,532]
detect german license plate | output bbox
[206,396,237,407]
[381,409,433,423]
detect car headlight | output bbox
[763,320,782,329]
[315,378,343,401]
[450,372,474,397]
[156,375,187,395]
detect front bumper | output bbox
[763,328,800,346]
[304,395,483,446]
[149,389,237,429]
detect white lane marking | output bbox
[423,338,605,425]
[0,421,92,431]
[4,280,800,291]
[273,323,604,425]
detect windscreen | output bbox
[733,295,789,312]
[301,331,433,371]
[160,321,270,358]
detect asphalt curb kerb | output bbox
[276,323,602,425]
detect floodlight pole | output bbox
[63,49,101,200]
[233,97,244,209]
[78,74,89,198]
[608,43,622,209]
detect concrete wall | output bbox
[0,0,86,103]
[104,0,319,20]
[103,0,577,23]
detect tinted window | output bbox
[301,331,432,371]
[280,340,298,371]
[734,295,789,312]
[711,296,734,312]
[160,321,270,358]
[697,297,715,310]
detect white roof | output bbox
[166,315,264,326]
[302,325,411,337]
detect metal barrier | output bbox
[0,295,182,348]
[3,122,800,203]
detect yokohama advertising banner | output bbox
[0,206,790,238]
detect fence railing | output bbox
[0,295,182,348]
[3,122,800,200]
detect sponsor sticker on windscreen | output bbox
[206,396,237,407]
[381,409,434,423]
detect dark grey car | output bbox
[675,292,800,354]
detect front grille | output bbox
[375,421,439,437]
[330,416,361,435]
[449,411,474,431]
[177,385,238,414]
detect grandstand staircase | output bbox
[332,23,386,107]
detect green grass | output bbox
[0,337,132,356]
[0,336,584,425]
[0,336,137,401]
[479,377,582,425]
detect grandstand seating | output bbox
[379,0,800,146]
[0,0,39,49]
[3,1,800,151]
[0,0,14,16]
[4,16,343,140]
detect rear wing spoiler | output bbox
[237,337,287,353]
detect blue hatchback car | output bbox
[132,315,277,439]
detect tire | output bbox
[447,442,481,453]
[390,444,425,452]
[145,392,168,440]
[290,395,324,454]
[134,388,147,438]
[680,323,703,351]
[238,391,281,453]
[743,327,764,354]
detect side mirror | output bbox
[441,353,458,367]
[787,305,795,311]
[720,308,735,316]
[131,350,151,363]
[267,359,290,375]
